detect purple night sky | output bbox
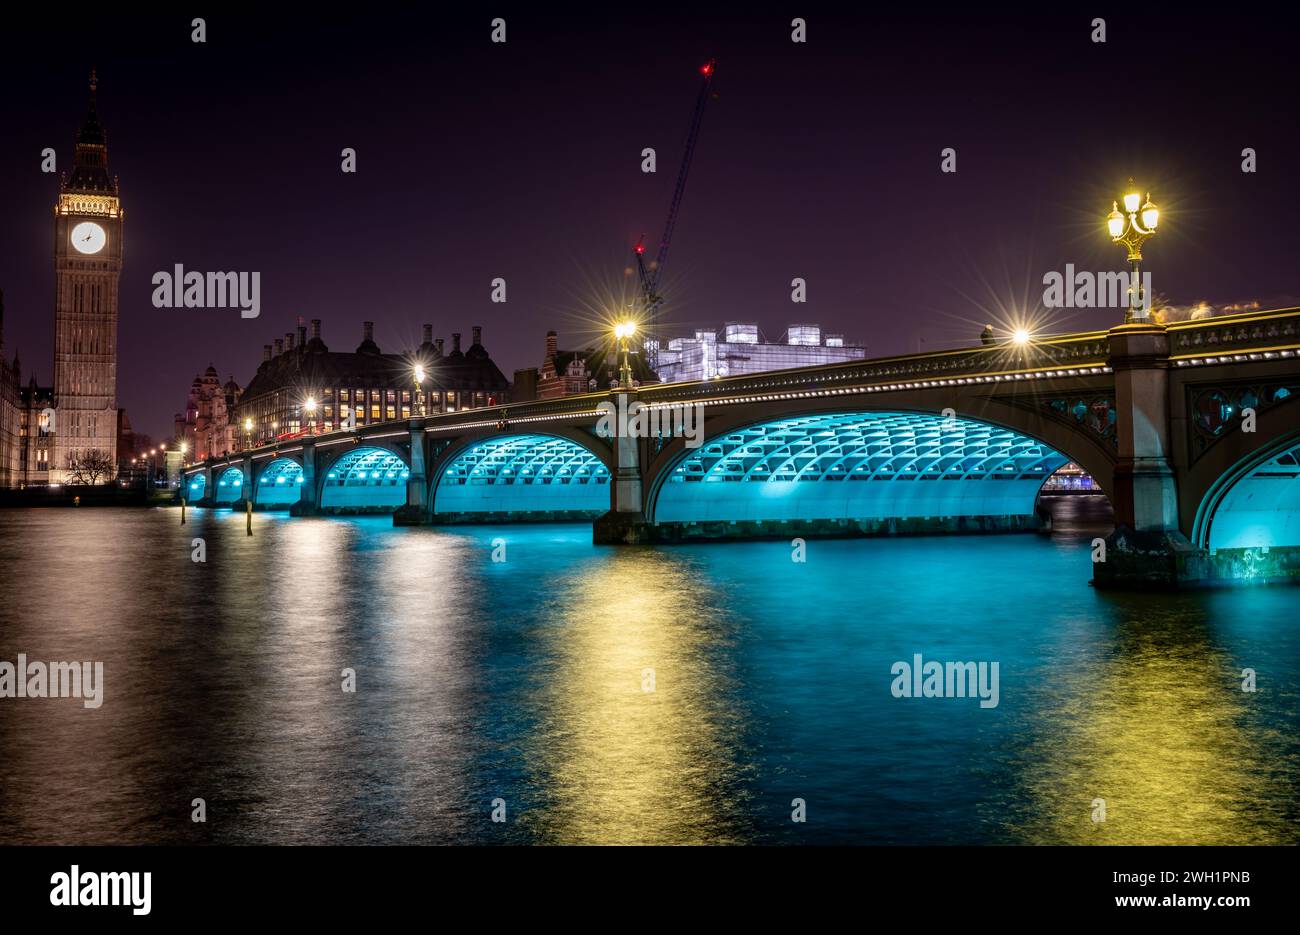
[2,10,1298,439]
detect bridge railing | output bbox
[1167,306,1300,359]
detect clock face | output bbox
[71,221,106,255]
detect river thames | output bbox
[1,500,1296,845]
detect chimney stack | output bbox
[263,344,273,362]
[311,319,321,341]
[472,325,482,346]
[434,338,444,356]
[363,321,374,342]
[274,338,284,356]
[298,324,307,346]
[452,332,462,353]
[423,323,433,345]
[546,330,558,359]
[285,332,295,352]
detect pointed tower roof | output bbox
[64,68,116,195]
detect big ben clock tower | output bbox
[51,69,123,482]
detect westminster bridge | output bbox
[184,309,1300,587]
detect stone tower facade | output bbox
[50,70,123,483]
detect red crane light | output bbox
[700,62,714,76]
[635,242,645,254]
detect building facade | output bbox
[654,322,866,384]
[0,292,21,487]
[0,73,124,488]
[237,319,509,445]
[175,366,243,461]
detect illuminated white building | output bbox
[654,322,866,384]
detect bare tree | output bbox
[65,449,115,486]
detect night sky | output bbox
[1,10,1298,438]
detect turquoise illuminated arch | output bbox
[434,433,609,514]
[214,467,245,504]
[255,457,304,506]
[1201,436,1300,549]
[321,446,409,510]
[186,473,207,500]
[652,411,1069,523]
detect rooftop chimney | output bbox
[472,325,482,346]
[423,324,433,345]
[274,338,284,355]
[298,324,307,346]
[285,332,295,351]
[263,344,272,362]
[311,319,321,340]
[434,338,444,356]
[363,321,374,342]
[452,332,462,354]
[546,330,558,359]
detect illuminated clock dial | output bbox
[71,221,106,255]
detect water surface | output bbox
[0,501,1295,844]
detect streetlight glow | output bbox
[1012,328,1031,345]
[614,321,638,389]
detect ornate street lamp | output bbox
[243,417,253,450]
[413,364,427,417]
[304,396,317,434]
[614,321,637,390]
[1107,179,1159,323]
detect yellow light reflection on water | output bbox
[519,551,752,845]
[1012,609,1293,844]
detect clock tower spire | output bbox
[51,68,124,483]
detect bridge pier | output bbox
[593,392,656,544]
[290,440,318,516]
[394,424,431,525]
[1094,323,1203,588]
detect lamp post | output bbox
[304,397,317,434]
[1107,180,1159,323]
[614,321,637,390]
[413,364,427,417]
[243,417,253,450]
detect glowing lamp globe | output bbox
[1107,205,1125,239]
[1141,200,1159,230]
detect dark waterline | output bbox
[0,501,1296,845]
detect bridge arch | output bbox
[1193,430,1300,550]
[319,445,410,512]
[431,431,612,518]
[646,408,1090,527]
[213,466,245,504]
[254,456,304,507]
[1184,394,1300,548]
[186,472,207,501]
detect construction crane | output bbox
[635,58,717,370]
